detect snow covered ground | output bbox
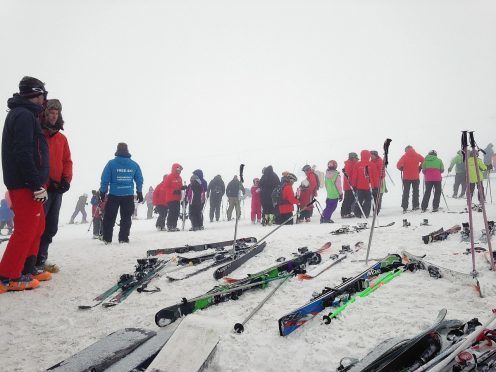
[1,178,495,371]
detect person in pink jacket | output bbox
[250,178,262,223]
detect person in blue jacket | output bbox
[99,142,143,244]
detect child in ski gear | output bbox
[70,194,88,224]
[145,186,154,219]
[259,165,280,226]
[226,175,245,221]
[250,178,262,223]
[153,175,168,230]
[276,173,300,224]
[0,76,50,292]
[467,149,487,202]
[187,174,205,230]
[163,163,184,231]
[207,175,225,222]
[341,152,359,218]
[397,145,424,212]
[92,193,107,239]
[297,179,313,222]
[301,164,319,221]
[421,150,444,212]
[99,142,144,243]
[37,98,73,271]
[351,150,379,218]
[448,150,466,198]
[370,150,385,215]
[0,199,14,234]
[321,160,343,223]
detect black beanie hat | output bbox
[115,142,131,157]
[19,76,47,98]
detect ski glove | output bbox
[136,192,144,203]
[33,187,48,203]
[57,178,70,194]
[100,192,106,202]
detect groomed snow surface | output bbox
[1,183,495,372]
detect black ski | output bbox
[422,225,461,244]
[146,237,257,256]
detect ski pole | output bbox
[469,131,494,270]
[87,219,93,232]
[462,131,478,276]
[365,139,391,265]
[441,189,449,211]
[234,275,290,333]
[385,168,395,186]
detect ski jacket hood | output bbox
[193,169,208,192]
[397,147,424,180]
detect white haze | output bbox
[1,0,495,219]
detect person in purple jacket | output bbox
[421,150,444,212]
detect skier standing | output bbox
[259,165,280,225]
[69,194,88,224]
[250,178,262,223]
[206,175,225,222]
[0,199,14,234]
[321,160,343,223]
[397,145,424,213]
[153,175,168,230]
[351,150,379,218]
[187,174,205,230]
[301,164,319,222]
[448,150,466,198]
[226,175,245,221]
[99,142,143,243]
[163,163,184,231]
[145,186,154,219]
[467,149,487,202]
[276,173,300,224]
[420,150,444,212]
[341,152,359,218]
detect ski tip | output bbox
[223,278,238,283]
[297,274,312,281]
[77,305,92,310]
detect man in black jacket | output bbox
[206,175,225,222]
[226,175,245,221]
[258,165,280,226]
[0,77,51,294]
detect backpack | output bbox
[271,185,286,207]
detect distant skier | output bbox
[69,194,88,224]
[145,186,154,219]
[99,142,144,243]
[341,152,359,218]
[420,150,444,212]
[448,150,466,198]
[467,149,487,202]
[187,174,205,231]
[153,175,168,230]
[193,169,207,226]
[259,165,280,226]
[397,145,424,213]
[0,199,14,234]
[163,163,185,231]
[275,173,300,225]
[351,150,379,218]
[226,175,245,221]
[301,164,319,222]
[321,160,343,223]
[207,175,225,222]
[250,178,262,223]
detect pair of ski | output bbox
[278,253,404,336]
[422,225,461,244]
[155,242,331,327]
[79,258,170,309]
[330,222,395,235]
[146,237,257,256]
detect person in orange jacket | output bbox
[350,150,379,218]
[276,173,300,224]
[397,145,424,213]
[153,175,168,230]
[163,163,185,231]
[36,99,73,272]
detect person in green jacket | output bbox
[467,150,487,202]
[421,150,444,212]
[448,150,466,198]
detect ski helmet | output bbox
[428,150,437,156]
[286,173,297,182]
[327,160,338,170]
[348,152,358,160]
[302,164,311,172]
[370,150,379,157]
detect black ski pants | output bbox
[341,190,355,217]
[189,203,203,229]
[36,191,63,266]
[102,195,134,242]
[453,173,467,198]
[167,200,180,228]
[401,179,420,211]
[421,181,441,211]
[209,197,221,222]
[155,205,168,229]
[354,189,372,218]
[469,182,484,202]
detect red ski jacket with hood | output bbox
[153,175,168,205]
[397,147,424,181]
[164,163,183,203]
[351,150,380,190]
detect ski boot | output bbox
[420,219,429,226]
[403,219,411,227]
[461,222,471,242]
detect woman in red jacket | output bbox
[153,174,168,230]
[396,145,424,212]
[277,173,300,225]
[163,163,184,231]
[350,150,379,218]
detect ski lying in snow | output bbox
[402,251,483,298]
[212,242,268,280]
[422,225,461,244]
[78,258,170,309]
[155,273,291,327]
[278,254,403,336]
[166,242,266,281]
[297,254,346,280]
[146,237,257,256]
[223,242,330,284]
[175,243,254,266]
[46,328,157,371]
[146,316,219,372]
[343,309,448,371]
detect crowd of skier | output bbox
[0,76,495,296]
